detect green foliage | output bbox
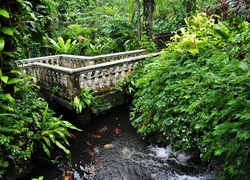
[72,88,95,113]
[0,0,80,178]
[139,35,157,53]
[33,104,82,166]
[47,37,77,54]
[102,16,138,52]
[32,176,44,180]
[0,78,82,176]
[129,13,250,179]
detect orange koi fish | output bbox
[104,144,114,148]
[115,128,120,135]
[99,125,108,133]
[91,134,102,138]
[86,141,92,147]
[63,169,73,180]
[88,150,94,156]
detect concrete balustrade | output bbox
[18,50,160,109]
[17,49,146,68]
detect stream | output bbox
[28,104,216,180]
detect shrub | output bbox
[129,13,250,179]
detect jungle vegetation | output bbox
[0,0,249,179]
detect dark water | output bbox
[29,104,215,180]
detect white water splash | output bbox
[148,145,172,159]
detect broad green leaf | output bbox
[48,38,60,51]
[0,8,9,18]
[33,115,41,129]
[239,62,248,71]
[57,37,65,50]
[3,51,15,57]
[0,37,4,51]
[42,136,52,148]
[42,143,51,157]
[214,148,225,156]
[42,105,48,128]
[0,113,15,117]
[65,39,71,52]
[1,27,14,36]
[74,96,80,106]
[48,121,60,129]
[214,23,230,40]
[55,130,70,146]
[5,93,15,103]
[7,78,22,84]
[61,120,82,131]
[1,76,8,83]
[11,70,23,75]
[55,140,70,155]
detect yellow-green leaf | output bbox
[0,8,9,18]
[0,37,4,51]
[1,27,14,36]
[5,93,15,103]
[1,76,8,83]
[7,78,22,84]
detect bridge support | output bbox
[39,89,128,126]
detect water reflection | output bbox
[29,104,215,180]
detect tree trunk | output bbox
[143,0,154,39]
[137,0,141,42]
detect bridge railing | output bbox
[20,53,159,102]
[18,50,160,109]
[16,49,146,69]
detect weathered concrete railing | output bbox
[18,50,160,110]
[16,49,146,68]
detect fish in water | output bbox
[103,144,114,148]
[63,169,74,180]
[88,150,94,156]
[99,125,108,133]
[86,141,92,147]
[91,134,101,138]
[115,128,120,134]
[83,163,96,176]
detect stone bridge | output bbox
[17,50,159,111]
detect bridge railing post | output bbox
[67,72,81,100]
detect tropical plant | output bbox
[139,35,157,53]
[33,104,82,165]
[0,0,80,178]
[72,88,95,113]
[47,37,77,54]
[129,12,250,179]
[102,16,138,52]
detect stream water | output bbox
[28,104,216,180]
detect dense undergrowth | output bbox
[0,1,81,178]
[129,13,250,179]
